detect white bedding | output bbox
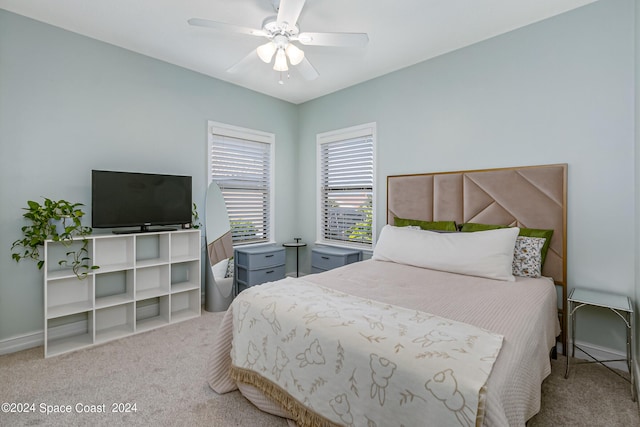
[229,278,504,426]
[208,259,560,426]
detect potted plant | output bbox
[191,202,202,229]
[11,198,98,279]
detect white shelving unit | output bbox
[44,229,201,357]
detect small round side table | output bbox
[282,238,306,277]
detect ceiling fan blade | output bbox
[276,0,306,27]
[296,57,319,80]
[188,18,267,37]
[227,50,260,74]
[295,32,369,47]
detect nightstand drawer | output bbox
[311,246,362,271]
[234,245,286,294]
[236,247,285,270]
[237,264,286,286]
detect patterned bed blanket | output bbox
[227,277,503,427]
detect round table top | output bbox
[283,241,307,247]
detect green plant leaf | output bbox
[11,197,97,279]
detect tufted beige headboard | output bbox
[387,164,567,347]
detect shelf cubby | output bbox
[170,260,200,293]
[171,289,200,323]
[136,264,170,299]
[170,231,200,262]
[135,233,170,267]
[93,235,134,272]
[46,276,93,319]
[95,269,134,309]
[95,303,135,343]
[136,296,170,332]
[45,311,94,357]
[45,240,94,279]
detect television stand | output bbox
[43,229,201,357]
[113,226,177,235]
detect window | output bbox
[317,123,376,249]
[208,122,275,245]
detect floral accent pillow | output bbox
[512,236,546,278]
[225,257,234,278]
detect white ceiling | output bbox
[0,0,596,104]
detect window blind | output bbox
[210,134,271,245]
[319,134,374,247]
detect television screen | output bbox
[92,170,192,232]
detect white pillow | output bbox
[372,225,520,281]
[212,258,228,279]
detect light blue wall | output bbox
[0,0,636,356]
[0,10,298,342]
[298,0,636,352]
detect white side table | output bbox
[564,287,635,401]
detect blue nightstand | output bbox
[234,245,285,294]
[311,246,362,273]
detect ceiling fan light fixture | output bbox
[285,43,304,65]
[256,42,277,63]
[273,48,289,71]
[189,0,368,82]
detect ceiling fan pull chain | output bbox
[278,71,291,85]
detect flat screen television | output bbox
[92,170,192,233]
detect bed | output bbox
[208,164,567,426]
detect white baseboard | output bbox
[0,330,42,355]
[568,339,630,372]
[0,320,87,356]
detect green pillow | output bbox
[460,223,554,267]
[394,217,457,232]
[459,223,505,232]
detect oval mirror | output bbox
[204,182,234,312]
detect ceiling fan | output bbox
[188,0,368,83]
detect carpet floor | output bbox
[1,309,638,426]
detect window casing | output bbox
[317,123,376,249]
[208,122,275,246]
